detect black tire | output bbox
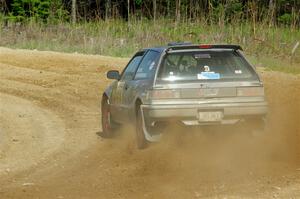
[101,96,113,138]
[136,106,147,149]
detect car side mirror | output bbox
[107,70,120,80]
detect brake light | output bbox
[148,89,180,99]
[237,87,264,97]
[199,44,212,49]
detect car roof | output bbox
[141,43,243,53]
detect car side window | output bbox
[134,50,160,80]
[120,55,143,81]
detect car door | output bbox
[122,50,161,120]
[110,51,144,122]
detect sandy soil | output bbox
[0,47,299,199]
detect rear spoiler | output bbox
[167,44,243,52]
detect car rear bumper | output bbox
[141,101,267,120]
[140,101,268,142]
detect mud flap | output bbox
[140,105,161,142]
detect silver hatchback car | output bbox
[101,43,268,149]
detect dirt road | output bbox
[0,47,299,198]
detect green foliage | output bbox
[278,13,292,25]
[3,0,300,26]
[210,0,244,24]
[48,0,69,23]
[135,0,142,6]
[7,0,68,23]
[10,0,50,21]
[225,0,243,19]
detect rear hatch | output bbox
[150,49,265,103]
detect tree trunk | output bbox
[176,0,181,23]
[71,0,76,24]
[127,0,130,23]
[153,0,156,21]
[268,0,276,27]
[95,0,101,19]
[189,0,192,22]
[105,0,111,20]
[167,0,170,18]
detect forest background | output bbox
[0,0,299,73]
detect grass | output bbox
[249,56,300,75]
[0,15,299,73]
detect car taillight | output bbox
[148,89,180,99]
[237,87,264,97]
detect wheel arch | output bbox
[102,82,116,105]
[101,92,109,106]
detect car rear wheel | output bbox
[241,118,266,136]
[136,106,148,149]
[101,96,113,138]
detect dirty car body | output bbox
[102,44,268,147]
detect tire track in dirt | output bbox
[0,47,128,190]
[0,93,65,174]
[0,47,299,198]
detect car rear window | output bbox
[157,50,258,82]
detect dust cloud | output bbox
[102,71,300,198]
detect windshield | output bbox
[157,50,258,82]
